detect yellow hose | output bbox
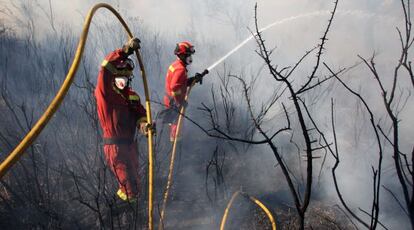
[0,3,155,229]
[158,86,193,229]
[248,195,277,230]
[220,191,277,230]
[220,191,241,230]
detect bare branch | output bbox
[297,0,339,94]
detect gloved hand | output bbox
[147,122,156,136]
[187,73,203,86]
[139,121,156,136]
[123,37,141,55]
[129,37,141,50]
[187,69,209,86]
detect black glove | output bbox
[187,72,203,86]
[139,121,157,137]
[123,37,141,55]
[147,122,157,136]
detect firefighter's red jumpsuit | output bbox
[164,59,188,141]
[94,49,147,200]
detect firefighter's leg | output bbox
[125,142,140,198]
[169,112,181,142]
[104,144,116,173]
[104,144,136,201]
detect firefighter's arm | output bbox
[99,49,132,104]
[101,49,123,92]
[96,70,123,106]
[99,71,127,105]
[170,68,187,106]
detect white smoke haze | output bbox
[1,0,413,229]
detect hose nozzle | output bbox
[199,69,209,85]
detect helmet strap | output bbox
[178,54,188,65]
[185,56,193,65]
[127,77,132,88]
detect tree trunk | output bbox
[299,212,305,230]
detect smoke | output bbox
[1,0,413,229]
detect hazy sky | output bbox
[1,0,406,72]
[1,0,403,42]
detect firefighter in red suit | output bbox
[95,38,149,201]
[163,41,206,141]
